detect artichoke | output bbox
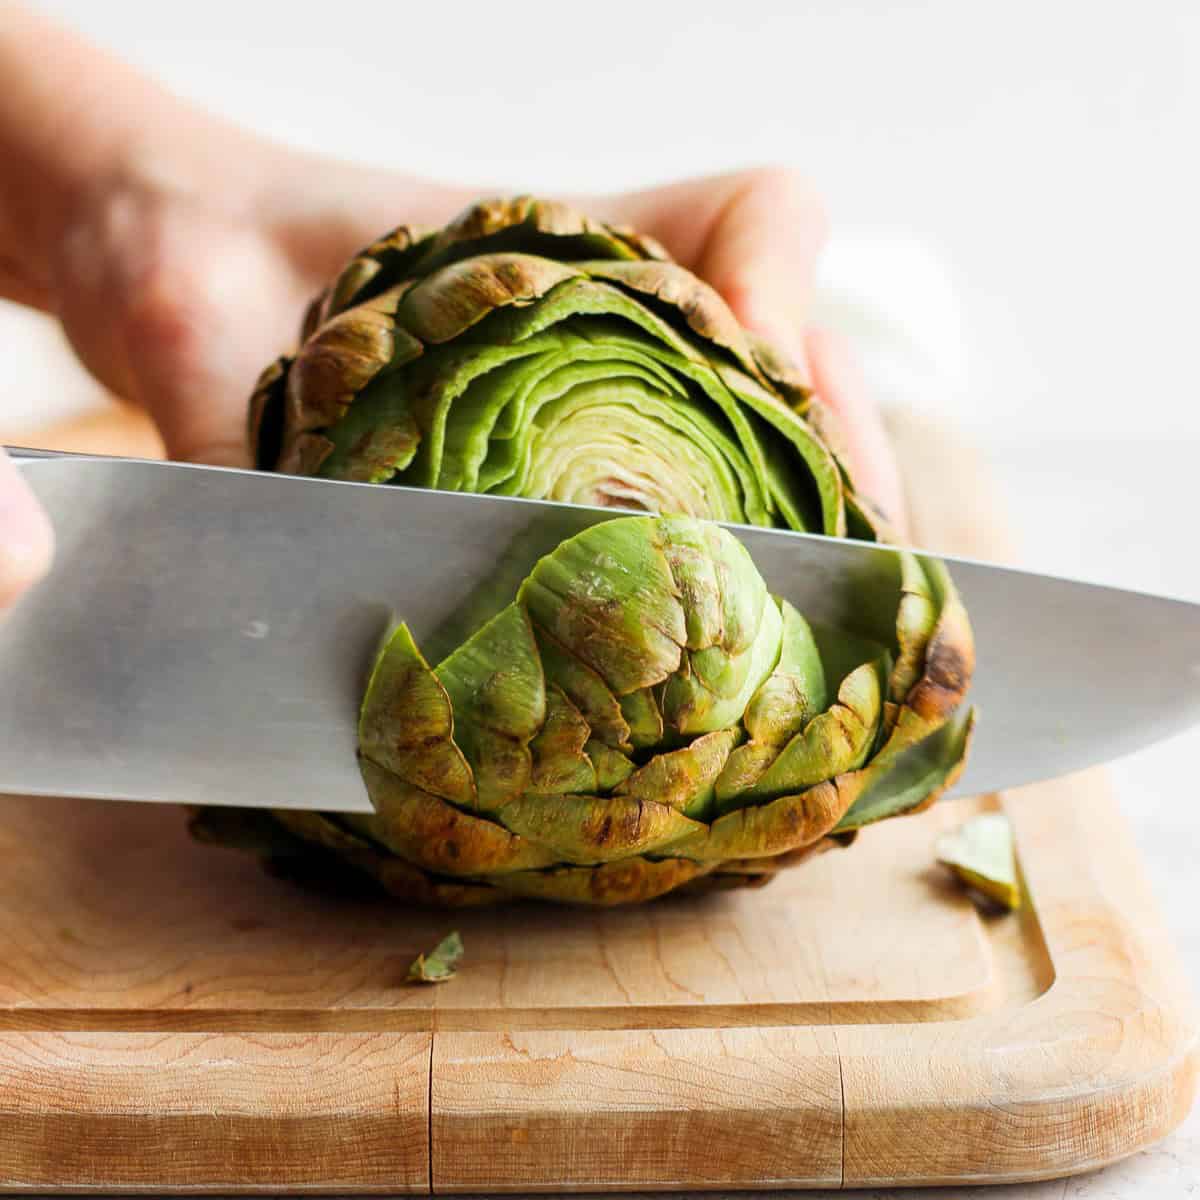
[248,196,888,540]
[191,196,975,907]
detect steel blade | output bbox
[3,452,1198,810]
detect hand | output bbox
[591,172,906,524]
[0,450,52,611]
[0,7,903,614]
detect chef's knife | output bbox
[3,448,1198,813]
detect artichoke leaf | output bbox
[519,518,687,695]
[188,807,309,856]
[657,519,782,734]
[616,727,743,820]
[896,558,974,726]
[248,357,289,472]
[619,686,666,749]
[479,275,707,365]
[359,623,476,808]
[434,603,546,812]
[714,600,826,800]
[437,332,680,492]
[889,553,940,709]
[286,288,419,434]
[325,338,540,485]
[493,856,713,906]
[498,791,704,864]
[576,259,766,385]
[673,775,854,863]
[322,224,435,318]
[355,759,557,875]
[586,739,636,790]
[936,812,1021,910]
[718,363,846,536]
[407,931,464,984]
[534,627,632,751]
[834,706,976,833]
[663,593,781,736]
[528,685,597,795]
[729,654,887,807]
[408,196,667,281]
[398,253,583,344]
[395,339,546,489]
[743,600,827,743]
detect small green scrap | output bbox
[936,812,1021,911]
[407,931,464,984]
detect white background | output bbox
[4,0,1199,449]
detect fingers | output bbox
[805,328,909,535]
[52,166,475,467]
[0,448,54,612]
[115,223,296,466]
[259,162,476,285]
[54,196,304,467]
[595,167,828,374]
[597,167,905,531]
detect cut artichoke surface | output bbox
[249,196,889,541]
[190,196,976,907]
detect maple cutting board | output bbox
[0,408,1194,1192]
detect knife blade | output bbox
[3,448,1199,813]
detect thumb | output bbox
[598,167,906,529]
[596,166,828,375]
[804,328,908,535]
[687,168,829,371]
[0,449,55,612]
[55,200,304,467]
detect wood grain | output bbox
[0,405,1192,1192]
[0,1031,430,1192]
[0,793,1025,1031]
[839,774,1199,1187]
[432,1027,843,1191]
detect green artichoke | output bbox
[191,196,975,906]
[248,195,888,540]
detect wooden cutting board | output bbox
[0,409,1194,1192]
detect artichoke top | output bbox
[250,196,889,542]
[196,515,974,907]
